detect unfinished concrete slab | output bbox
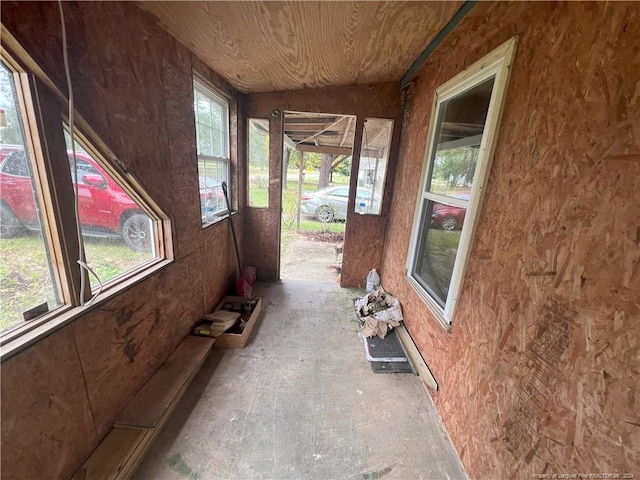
[280,233,341,283]
[133,280,467,480]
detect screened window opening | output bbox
[248,119,270,208]
[63,130,157,287]
[0,60,60,332]
[354,118,393,215]
[193,77,230,224]
[407,38,516,326]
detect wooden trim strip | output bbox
[395,324,438,390]
[400,1,478,88]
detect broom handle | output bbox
[221,182,242,274]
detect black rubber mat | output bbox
[366,328,406,361]
[370,361,414,374]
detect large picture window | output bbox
[407,38,517,327]
[193,77,230,224]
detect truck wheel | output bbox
[0,204,23,238]
[122,213,152,252]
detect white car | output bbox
[300,186,378,222]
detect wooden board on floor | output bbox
[70,426,152,480]
[114,336,214,428]
[396,324,438,390]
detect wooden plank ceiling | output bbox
[139,1,463,94]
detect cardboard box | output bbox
[213,296,262,348]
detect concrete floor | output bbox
[134,280,467,480]
[280,234,341,283]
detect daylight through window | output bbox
[407,38,517,326]
[354,118,393,216]
[0,60,60,331]
[63,130,158,287]
[0,49,169,349]
[193,77,230,223]
[247,119,270,208]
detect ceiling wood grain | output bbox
[139,1,462,93]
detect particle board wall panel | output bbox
[72,254,206,439]
[0,326,98,480]
[159,36,202,258]
[243,82,402,120]
[1,2,238,477]
[380,1,640,477]
[244,209,281,281]
[243,114,282,281]
[341,208,387,288]
[202,222,235,314]
[66,3,175,211]
[243,83,402,283]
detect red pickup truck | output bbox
[0,145,152,251]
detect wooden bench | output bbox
[72,335,215,480]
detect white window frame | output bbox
[193,76,230,225]
[406,37,517,329]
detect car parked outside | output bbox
[429,194,469,231]
[300,186,378,223]
[0,146,152,251]
[199,176,224,209]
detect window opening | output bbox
[407,38,517,326]
[248,118,270,208]
[354,118,393,215]
[1,19,171,351]
[63,130,158,288]
[0,60,61,332]
[193,77,230,224]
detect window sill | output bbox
[0,257,174,362]
[201,210,235,228]
[405,274,452,333]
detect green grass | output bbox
[415,229,461,303]
[0,233,152,332]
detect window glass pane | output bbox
[199,159,227,222]
[197,123,213,157]
[355,118,393,215]
[194,78,230,225]
[194,81,228,160]
[195,91,212,128]
[210,102,223,132]
[248,119,269,208]
[64,130,157,287]
[211,128,223,158]
[427,77,494,198]
[1,61,60,331]
[413,199,466,307]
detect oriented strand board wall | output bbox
[243,84,402,285]
[1,3,238,478]
[381,2,640,478]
